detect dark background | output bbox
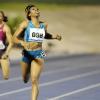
[0,0,100,4]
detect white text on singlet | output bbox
[0,40,5,50]
[29,28,45,42]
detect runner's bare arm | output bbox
[44,23,62,41]
[13,20,28,45]
[3,24,13,55]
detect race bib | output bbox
[0,40,5,50]
[29,28,45,42]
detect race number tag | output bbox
[0,40,5,50]
[29,28,45,42]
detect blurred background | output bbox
[0,1,100,100]
[0,0,100,59]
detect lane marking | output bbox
[48,83,100,100]
[0,63,99,84]
[0,70,100,97]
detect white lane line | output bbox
[0,63,98,84]
[48,83,100,100]
[0,67,68,84]
[0,70,100,97]
[43,64,92,75]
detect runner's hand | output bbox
[56,34,62,41]
[2,53,8,59]
[20,41,30,49]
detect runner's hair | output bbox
[25,4,36,20]
[0,11,8,22]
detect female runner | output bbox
[13,4,61,100]
[0,11,13,80]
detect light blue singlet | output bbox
[22,21,46,63]
[24,21,46,42]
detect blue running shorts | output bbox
[22,49,46,64]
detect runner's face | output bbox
[0,12,3,22]
[29,7,40,17]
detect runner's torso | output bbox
[24,21,46,50]
[0,24,6,50]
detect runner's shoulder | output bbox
[20,20,29,29]
[3,22,10,31]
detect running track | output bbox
[0,54,100,100]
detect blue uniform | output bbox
[24,21,45,42]
[22,21,46,63]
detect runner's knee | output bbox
[31,76,37,84]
